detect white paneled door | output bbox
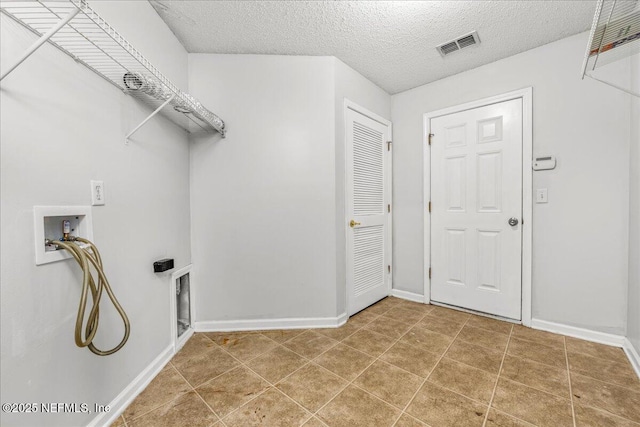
[346,106,392,316]
[430,99,523,320]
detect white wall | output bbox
[391,32,631,334]
[628,53,640,353]
[0,2,190,426]
[189,54,339,323]
[333,58,391,315]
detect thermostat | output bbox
[533,156,556,171]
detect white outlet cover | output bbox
[91,180,105,206]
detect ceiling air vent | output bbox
[436,31,481,57]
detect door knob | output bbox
[349,220,361,228]
[508,217,519,226]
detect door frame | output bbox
[344,99,393,315]
[422,88,533,326]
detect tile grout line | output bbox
[391,312,474,427]
[121,362,203,424]
[310,306,436,426]
[198,307,394,427]
[564,336,578,427]
[168,357,225,425]
[199,332,318,425]
[481,323,514,427]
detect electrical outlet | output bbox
[91,180,105,206]
[536,188,548,203]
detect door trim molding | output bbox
[423,87,533,326]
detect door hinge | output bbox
[387,204,391,213]
[429,267,432,279]
[387,140,392,151]
[388,265,391,273]
[428,201,431,213]
[428,133,434,145]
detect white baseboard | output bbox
[88,345,174,427]
[623,338,640,379]
[390,289,425,304]
[530,318,626,347]
[195,313,348,332]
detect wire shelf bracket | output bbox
[581,0,640,97]
[0,0,226,139]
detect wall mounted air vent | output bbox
[436,31,481,56]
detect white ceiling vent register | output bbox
[0,0,226,138]
[436,31,481,57]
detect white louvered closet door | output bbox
[346,107,392,315]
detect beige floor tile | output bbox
[568,352,640,390]
[223,388,309,427]
[445,339,504,374]
[276,363,348,412]
[428,305,472,323]
[507,337,567,368]
[204,331,256,346]
[406,382,487,427]
[466,315,513,335]
[500,355,570,398]
[219,333,277,362]
[124,364,191,421]
[353,360,423,408]
[382,306,426,324]
[313,343,374,381]
[574,404,640,427]
[315,322,361,341]
[571,373,640,422]
[428,357,497,403]
[260,329,306,343]
[566,337,630,363]
[394,413,429,427]
[492,378,574,427]
[195,366,269,418]
[172,333,218,365]
[347,310,379,328]
[365,300,396,315]
[342,329,394,357]
[364,316,412,339]
[283,331,337,359]
[511,325,564,348]
[282,330,337,359]
[393,300,433,314]
[485,409,535,426]
[380,341,440,377]
[317,385,400,427]
[246,345,308,383]
[399,326,453,355]
[418,314,466,336]
[302,417,329,427]
[172,346,240,387]
[457,325,509,352]
[109,415,126,427]
[127,391,218,427]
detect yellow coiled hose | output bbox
[49,237,130,356]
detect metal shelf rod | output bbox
[125,93,176,145]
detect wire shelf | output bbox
[0,0,226,136]
[581,0,640,97]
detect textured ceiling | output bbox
[151,1,596,94]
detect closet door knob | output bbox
[508,217,519,226]
[349,220,361,228]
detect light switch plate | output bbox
[91,180,105,206]
[536,188,548,203]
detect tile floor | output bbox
[112,297,640,427]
